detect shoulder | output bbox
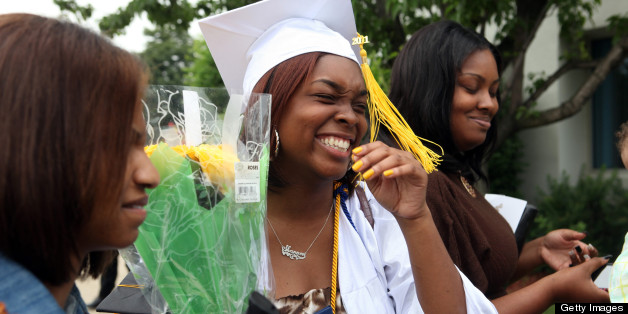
[428,170,459,192]
[426,170,463,215]
[0,254,64,314]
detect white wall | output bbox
[519,10,562,200]
[518,0,628,203]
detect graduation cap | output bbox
[199,0,440,172]
[95,272,151,314]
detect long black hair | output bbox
[388,20,502,184]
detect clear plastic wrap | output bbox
[121,86,272,313]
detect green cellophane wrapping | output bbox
[123,86,272,313]
[135,143,269,313]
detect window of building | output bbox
[592,37,628,168]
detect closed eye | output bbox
[353,102,367,114]
[464,87,478,94]
[315,94,336,103]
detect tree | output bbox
[140,24,194,85]
[355,0,628,148]
[183,37,224,88]
[55,0,628,147]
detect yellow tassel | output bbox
[353,34,442,173]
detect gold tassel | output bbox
[353,34,442,173]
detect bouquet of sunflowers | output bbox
[121,86,271,313]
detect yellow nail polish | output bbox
[352,160,363,171]
[383,169,394,177]
[363,169,374,179]
[352,146,363,154]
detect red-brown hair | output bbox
[0,14,146,285]
[252,52,357,192]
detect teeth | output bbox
[321,136,350,152]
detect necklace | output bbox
[266,201,334,260]
[459,173,477,198]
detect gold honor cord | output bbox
[118,284,144,288]
[330,182,342,314]
[352,34,443,173]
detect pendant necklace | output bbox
[266,200,334,260]
[459,172,477,198]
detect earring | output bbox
[274,129,280,158]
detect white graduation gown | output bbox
[337,183,497,313]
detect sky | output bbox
[0,0,156,52]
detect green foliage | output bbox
[555,0,601,61]
[608,13,628,42]
[53,0,93,22]
[488,134,527,198]
[52,0,628,157]
[139,25,193,85]
[184,37,225,88]
[529,167,628,257]
[525,71,548,96]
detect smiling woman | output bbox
[450,49,500,152]
[388,19,610,312]
[199,0,499,313]
[257,52,368,190]
[0,13,159,312]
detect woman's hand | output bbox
[541,229,597,270]
[550,257,610,303]
[494,257,610,313]
[351,141,428,220]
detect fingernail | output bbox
[587,243,595,251]
[352,146,363,154]
[569,250,575,256]
[383,169,394,177]
[575,246,582,253]
[583,254,591,260]
[602,255,613,260]
[352,160,363,171]
[363,169,374,180]
[582,230,588,236]
[569,263,573,267]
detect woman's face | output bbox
[80,101,160,252]
[276,54,368,182]
[450,49,499,152]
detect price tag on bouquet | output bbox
[235,161,261,203]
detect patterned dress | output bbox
[274,287,346,314]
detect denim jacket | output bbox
[0,254,88,314]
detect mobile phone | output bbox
[592,255,614,281]
[591,264,607,281]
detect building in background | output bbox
[519,0,628,200]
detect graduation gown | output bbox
[337,183,497,313]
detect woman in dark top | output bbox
[388,20,610,312]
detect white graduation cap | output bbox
[198,0,360,95]
[197,0,443,173]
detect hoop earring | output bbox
[274,129,280,158]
